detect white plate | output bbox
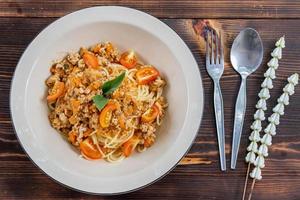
[10,6,203,195]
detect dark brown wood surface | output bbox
[2,0,300,18]
[1,1,300,200]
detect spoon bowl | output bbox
[230,28,263,169]
[231,28,263,77]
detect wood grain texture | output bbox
[1,0,300,19]
[1,3,300,200]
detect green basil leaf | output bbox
[92,95,109,111]
[102,72,125,95]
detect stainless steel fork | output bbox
[206,30,226,171]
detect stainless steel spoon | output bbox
[230,28,263,169]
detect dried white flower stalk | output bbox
[245,36,285,165]
[250,73,299,180]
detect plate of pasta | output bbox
[10,6,203,194]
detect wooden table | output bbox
[1,1,300,199]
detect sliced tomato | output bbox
[120,50,137,69]
[136,66,159,85]
[141,104,160,123]
[69,115,77,125]
[83,52,99,69]
[80,137,102,159]
[99,102,118,128]
[68,131,77,145]
[47,81,65,102]
[123,136,140,157]
[118,114,126,129]
[83,128,93,138]
[70,99,80,114]
[144,137,154,148]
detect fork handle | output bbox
[231,76,247,169]
[213,81,226,171]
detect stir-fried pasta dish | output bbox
[45,42,167,162]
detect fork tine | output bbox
[215,30,219,64]
[211,30,214,64]
[206,30,210,65]
[219,31,224,66]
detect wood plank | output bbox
[1,17,300,199]
[1,1,300,19]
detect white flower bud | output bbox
[261,133,272,146]
[254,155,265,168]
[250,167,262,180]
[268,113,280,125]
[264,123,276,136]
[275,36,285,48]
[256,99,267,110]
[261,77,273,89]
[258,88,270,99]
[247,141,258,153]
[249,130,261,142]
[271,47,282,59]
[264,66,276,78]
[245,151,256,163]
[251,120,262,131]
[287,73,299,85]
[267,58,279,70]
[272,103,284,115]
[283,83,295,95]
[258,144,269,157]
[254,109,265,120]
[278,93,289,105]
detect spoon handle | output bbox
[231,76,247,169]
[213,81,226,171]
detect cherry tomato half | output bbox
[47,81,65,102]
[99,102,118,128]
[120,50,137,69]
[118,114,126,129]
[123,136,140,157]
[80,137,102,159]
[144,137,154,148]
[83,52,99,69]
[136,66,159,85]
[68,131,77,145]
[141,104,160,123]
